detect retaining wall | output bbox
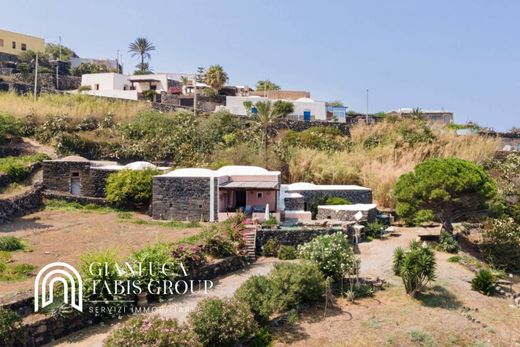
[0,183,44,224]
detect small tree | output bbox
[253,100,283,166]
[256,80,280,92]
[204,65,228,91]
[273,100,294,117]
[471,269,495,296]
[394,158,498,232]
[393,241,436,297]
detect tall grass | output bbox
[288,120,499,207]
[0,92,150,122]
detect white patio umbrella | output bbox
[265,203,270,220]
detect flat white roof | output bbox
[318,203,377,211]
[284,182,371,191]
[159,165,280,178]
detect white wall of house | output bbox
[225,96,327,121]
[83,89,138,100]
[128,74,169,92]
[81,73,128,91]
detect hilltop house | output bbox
[80,72,181,100]
[0,28,45,62]
[225,96,329,122]
[387,108,454,125]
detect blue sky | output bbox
[2,0,519,130]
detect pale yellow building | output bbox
[0,29,45,57]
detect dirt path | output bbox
[48,257,278,347]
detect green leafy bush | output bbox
[171,244,205,271]
[471,269,495,296]
[393,241,436,297]
[298,232,358,281]
[0,153,50,182]
[365,222,385,239]
[188,297,258,347]
[201,228,238,258]
[0,308,27,346]
[480,218,520,273]
[325,196,351,205]
[437,230,460,253]
[130,242,177,297]
[0,236,25,251]
[80,249,131,317]
[105,168,159,209]
[104,315,200,347]
[283,127,346,151]
[234,275,273,324]
[0,113,23,143]
[277,245,297,260]
[269,262,324,311]
[262,239,279,257]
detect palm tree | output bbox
[256,80,280,92]
[204,65,228,91]
[128,38,155,73]
[254,101,283,166]
[410,107,424,119]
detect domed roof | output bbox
[296,97,315,103]
[124,161,157,170]
[215,165,271,176]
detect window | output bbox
[257,192,263,199]
[0,39,3,47]
[12,41,16,49]
[21,43,27,51]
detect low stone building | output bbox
[316,203,378,222]
[42,156,166,199]
[152,166,281,222]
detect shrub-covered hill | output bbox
[0,92,500,207]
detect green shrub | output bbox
[105,168,159,209]
[298,232,358,281]
[277,245,297,260]
[0,308,27,346]
[188,297,258,347]
[365,222,385,239]
[262,239,279,257]
[104,315,200,347]
[0,113,23,144]
[471,269,495,296]
[262,216,277,226]
[171,244,205,271]
[393,241,436,297]
[80,249,131,317]
[201,228,238,258]
[269,262,324,311]
[0,153,50,182]
[130,242,177,297]
[249,327,272,347]
[437,230,460,253]
[480,218,520,273]
[282,127,347,151]
[325,196,351,205]
[0,236,25,251]
[234,275,273,324]
[448,255,461,263]
[353,283,374,298]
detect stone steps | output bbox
[243,226,257,261]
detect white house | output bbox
[225,96,327,121]
[80,73,176,101]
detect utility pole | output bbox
[34,53,39,100]
[366,88,369,124]
[193,74,197,117]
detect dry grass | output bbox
[288,120,500,207]
[0,92,150,122]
